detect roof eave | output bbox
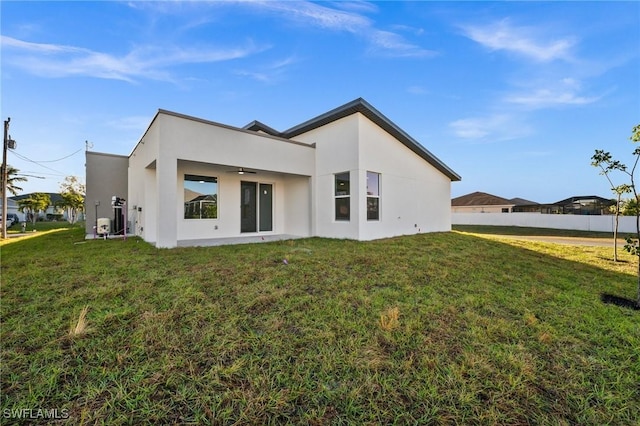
[283,98,461,181]
[243,120,282,137]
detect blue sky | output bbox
[1,1,638,203]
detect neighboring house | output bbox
[10,193,65,220]
[0,198,24,222]
[451,192,516,213]
[510,197,544,213]
[85,98,461,248]
[452,192,614,215]
[551,195,614,215]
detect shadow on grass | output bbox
[453,224,615,239]
[601,293,640,311]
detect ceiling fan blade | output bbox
[225,167,257,174]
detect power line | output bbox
[19,170,68,177]
[25,148,84,163]
[11,151,66,176]
[16,174,46,179]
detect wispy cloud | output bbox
[460,18,609,113]
[235,55,300,83]
[391,24,425,37]
[461,19,576,62]
[504,78,604,108]
[256,1,370,33]
[367,30,434,58]
[2,35,85,54]
[248,1,436,58]
[331,0,379,15]
[505,88,600,108]
[449,114,532,142]
[1,35,267,83]
[125,1,435,58]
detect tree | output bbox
[620,197,640,216]
[591,151,632,261]
[625,124,640,308]
[58,176,85,224]
[1,164,28,196]
[593,124,640,308]
[18,193,51,225]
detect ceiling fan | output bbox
[226,167,256,175]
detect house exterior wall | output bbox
[294,112,453,241]
[282,175,312,237]
[89,102,458,247]
[128,112,315,248]
[294,114,361,239]
[174,162,311,240]
[129,116,160,244]
[357,115,452,239]
[85,151,129,234]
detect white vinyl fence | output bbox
[452,212,638,234]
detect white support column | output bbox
[155,156,178,248]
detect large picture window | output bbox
[367,171,380,221]
[335,172,350,221]
[184,174,218,219]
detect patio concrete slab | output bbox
[177,234,303,247]
[86,233,304,247]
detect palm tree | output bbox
[1,164,28,196]
[18,193,51,225]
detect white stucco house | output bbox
[85,98,460,248]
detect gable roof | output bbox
[451,191,514,206]
[138,99,460,182]
[10,192,63,204]
[280,98,461,181]
[510,197,539,206]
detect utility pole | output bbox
[2,118,10,239]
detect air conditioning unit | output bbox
[97,218,111,235]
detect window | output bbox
[501,208,509,213]
[184,174,218,219]
[335,172,350,221]
[367,171,380,221]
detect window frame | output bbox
[366,171,380,221]
[183,174,218,219]
[334,171,350,221]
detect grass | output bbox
[453,224,619,239]
[68,305,90,338]
[2,220,77,248]
[5,220,73,234]
[1,226,639,424]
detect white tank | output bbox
[97,218,111,235]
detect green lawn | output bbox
[1,226,638,424]
[5,220,75,234]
